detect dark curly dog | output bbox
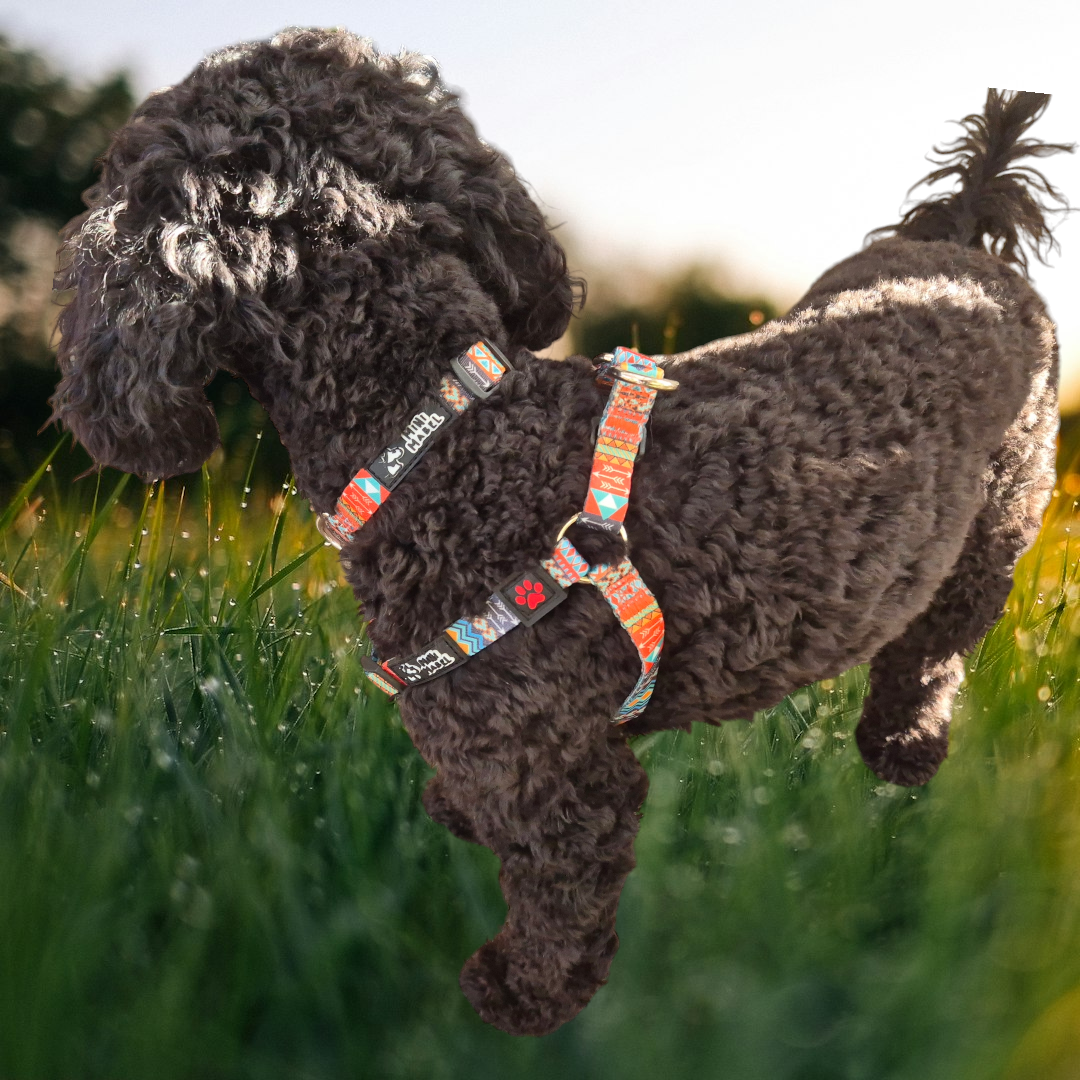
[48,27,1071,1035]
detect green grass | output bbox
[3,436,1080,1080]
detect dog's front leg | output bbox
[447,728,649,1036]
[422,773,479,844]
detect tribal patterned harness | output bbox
[316,341,678,723]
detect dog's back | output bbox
[632,93,1069,776]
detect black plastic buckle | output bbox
[360,654,404,689]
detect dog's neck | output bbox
[242,331,510,515]
[232,246,510,515]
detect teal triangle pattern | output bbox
[592,490,628,519]
[358,476,386,505]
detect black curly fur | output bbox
[47,31,1067,1037]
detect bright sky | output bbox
[4,0,1079,403]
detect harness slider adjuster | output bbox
[316,512,349,550]
[451,339,511,399]
[615,368,680,392]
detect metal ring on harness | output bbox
[556,512,629,546]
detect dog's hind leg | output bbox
[856,367,1057,786]
[454,728,648,1036]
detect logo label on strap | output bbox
[368,398,455,490]
[385,633,468,685]
[497,564,568,627]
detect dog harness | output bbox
[316,340,678,723]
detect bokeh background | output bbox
[3,3,1080,1078]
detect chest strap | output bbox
[353,346,678,723]
[315,340,511,548]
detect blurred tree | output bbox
[0,35,134,274]
[0,36,135,486]
[0,38,289,492]
[570,267,778,359]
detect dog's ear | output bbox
[49,202,223,482]
[46,84,287,483]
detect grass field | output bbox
[3,431,1080,1080]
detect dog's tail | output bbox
[868,89,1074,276]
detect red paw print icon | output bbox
[515,579,546,610]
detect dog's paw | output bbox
[459,937,596,1037]
[855,721,948,787]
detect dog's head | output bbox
[49,28,578,481]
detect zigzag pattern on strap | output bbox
[446,593,521,657]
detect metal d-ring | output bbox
[615,369,680,392]
[556,512,629,546]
